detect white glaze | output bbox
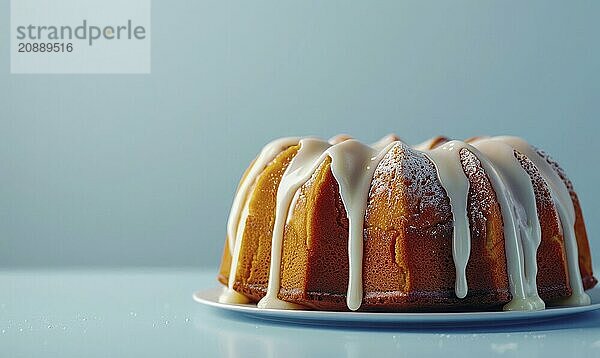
[494,136,590,306]
[225,137,300,254]
[328,134,353,145]
[414,136,448,151]
[424,141,472,299]
[421,139,543,309]
[224,134,591,311]
[258,138,331,309]
[371,133,400,151]
[220,137,300,304]
[258,137,397,311]
[219,194,252,304]
[327,140,399,310]
[470,138,545,310]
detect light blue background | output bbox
[1,0,599,268]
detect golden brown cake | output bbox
[217,135,596,312]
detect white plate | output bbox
[193,286,600,327]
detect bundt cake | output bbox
[217,134,597,312]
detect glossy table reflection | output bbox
[2,269,600,357]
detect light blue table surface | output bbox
[2,269,600,357]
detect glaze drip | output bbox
[470,138,545,310]
[423,141,472,299]
[258,138,331,309]
[327,140,399,310]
